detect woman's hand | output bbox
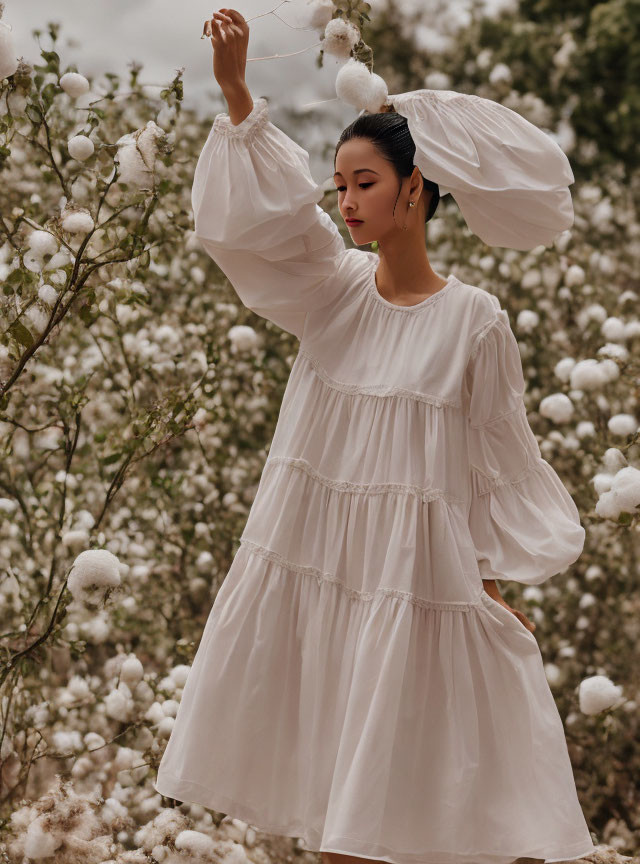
[203,8,249,92]
[482,580,536,634]
[502,599,536,634]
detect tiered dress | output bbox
[154,96,596,864]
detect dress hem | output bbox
[153,769,596,864]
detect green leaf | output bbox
[102,451,122,465]
[8,319,34,349]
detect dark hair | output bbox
[334,105,440,225]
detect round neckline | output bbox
[366,255,458,311]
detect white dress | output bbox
[154,96,596,864]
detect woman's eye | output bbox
[336,183,373,192]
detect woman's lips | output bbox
[346,219,363,225]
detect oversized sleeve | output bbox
[388,89,575,251]
[190,96,347,339]
[462,308,585,585]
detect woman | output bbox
[154,9,595,864]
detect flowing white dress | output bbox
[154,96,596,864]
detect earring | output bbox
[402,200,416,230]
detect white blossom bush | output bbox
[0,1,639,862]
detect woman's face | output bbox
[333,137,426,245]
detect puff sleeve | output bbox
[191,96,347,339]
[388,89,575,251]
[462,308,585,585]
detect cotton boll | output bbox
[322,18,360,59]
[597,342,628,362]
[61,208,94,234]
[121,656,144,686]
[170,664,191,687]
[488,62,511,84]
[554,357,576,383]
[424,70,452,90]
[544,663,564,687]
[578,674,623,715]
[335,57,388,113]
[38,283,58,305]
[24,816,62,859]
[306,0,333,31]
[569,359,608,390]
[175,829,216,857]
[67,134,95,161]
[0,21,19,79]
[60,71,90,98]
[161,699,180,718]
[576,420,595,439]
[610,466,640,513]
[24,253,47,276]
[539,392,574,423]
[597,359,620,383]
[157,716,175,738]
[220,841,252,864]
[62,528,91,551]
[52,729,83,754]
[594,489,622,520]
[602,448,627,473]
[608,413,638,437]
[67,674,91,699]
[592,472,614,495]
[516,309,539,333]
[601,316,626,342]
[228,324,259,352]
[579,593,597,609]
[564,264,585,287]
[28,229,58,257]
[45,250,70,270]
[105,688,131,720]
[67,547,122,603]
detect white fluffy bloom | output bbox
[569,359,609,390]
[38,283,57,305]
[554,357,576,383]
[602,448,627,473]
[335,57,388,113]
[578,675,623,715]
[52,729,83,754]
[539,392,574,423]
[170,664,191,687]
[0,21,19,80]
[61,207,94,234]
[67,548,121,603]
[322,18,360,58]
[24,816,62,859]
[608,413,637,437]
[60,71,90,98]
[28,229,58,257]
[67,134,95,161]
[121,655,144,686]
[228,324,259,352]
[564,264,585,287]
[175,829,216,857]
[424,70,452,90]
[488,62,512,84]
[116,120,165,190]
[105,687,131,720]
[305,0,333,31]
[23,251,44,273]
[544,663,563,687]
[601,316,626,342]
[516,309,539,333]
